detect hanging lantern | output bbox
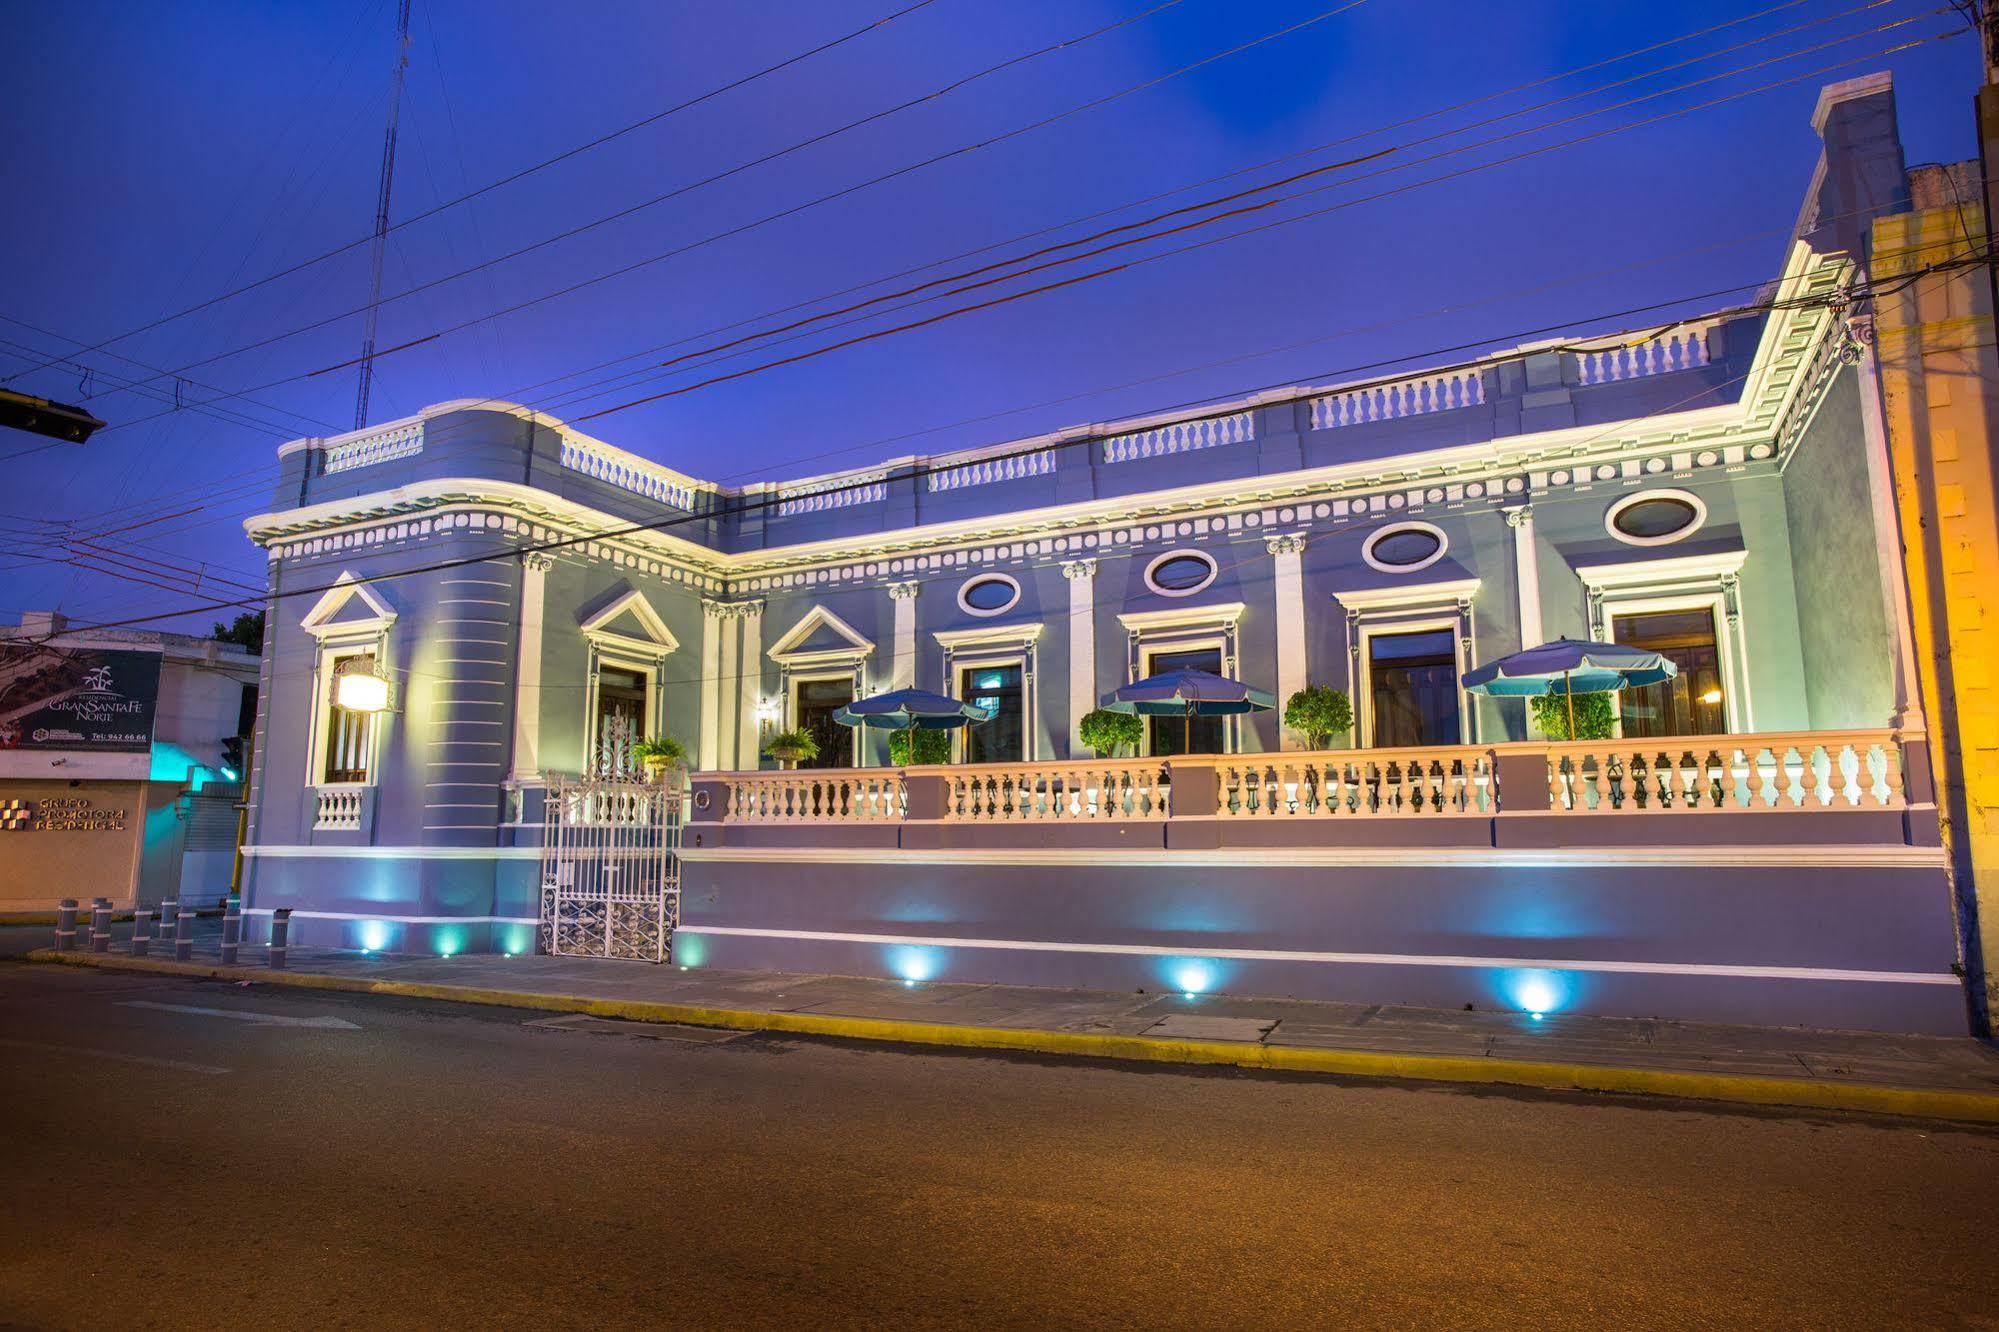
[336,661,391,714]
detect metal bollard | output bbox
[54,899,77,952]
[174,909,194,963]
[130,908,153,958]
[89,899,111,953]
[269,907,291,969]
[219,894,241,966]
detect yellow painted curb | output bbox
[25,948,1999,1125]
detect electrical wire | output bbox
[6,0,942,384]
[109,7,1953,432]
[37,243,1986,642]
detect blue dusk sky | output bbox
[0,0,1981,630]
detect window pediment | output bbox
[300,573,396,640]
[767,604,874,666]
[580,585,679,656]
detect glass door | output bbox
[593,665,647,777]
[1367,629,1461,748]
[1612,608,1726,737]
[1143,647,1224,756]
[960,664,1024,764]
[794,677,855,768]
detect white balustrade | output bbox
[1574,321,1717,385]
[1207,748,1495,817]
[1310,369,1485,430]
[775,471,888,516]
[697,731,1910,826]
[313,785,365,831]
[1540,731,1905,813]
[927,448,1056,492]
[943,758,1168,821]
[322,423,424,474]
[558,432,704,509]
[1100,410,1255,464]
[726,771,905,822]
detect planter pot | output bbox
[642,757,670,783]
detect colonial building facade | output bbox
[239,76,1968,1032]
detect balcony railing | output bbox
[1210,747,1496,817]
[1542,731,1905,813]
[943,758,1169,821]
[694,730,1917,836]
[722,770,906,822]
[312,784,368,831]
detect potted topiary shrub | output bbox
[763,727,820,769]
[1529,690,1615,741]
[1077,708,1143,758]
[888,728,953,766]
[633,735,687,783]
[1283,685,1353,751]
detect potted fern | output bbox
[633,735,687,783]
[764,727,819,769]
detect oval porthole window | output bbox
[957,573,1020,617]
[1144,550,1218,597]
[1362,522,1447,573]
[1606,489,1705,546]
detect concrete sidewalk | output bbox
[22,923,1999,1123]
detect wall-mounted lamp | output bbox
[754,696,782,738]
[335,661,393,714]
[1698,688,1723,706]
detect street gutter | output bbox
[27,948,1999,1125]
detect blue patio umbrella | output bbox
[1463,637,1677,738]
[833,687,995,731]
[1099,668,1276,752]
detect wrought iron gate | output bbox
[537,776,682,962]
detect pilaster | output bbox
[508,552,553,782]
[1062,559,1097,756]
[889,581,920,691]
[1265,534,1307,747]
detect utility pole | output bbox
[355,0,413,431]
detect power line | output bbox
[85,0,1205,403]
[41,245,1984,641]
[96,0,1364,416]
[119,5,1947,432]
[572,25,1964,420]
[35,209,1970,572]
[513,0,1893,400]
[6,0,942,386]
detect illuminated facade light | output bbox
[335,667,391,714]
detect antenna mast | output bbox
[355,0,413,430]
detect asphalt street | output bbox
[3,959,1998,1330]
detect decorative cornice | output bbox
[245,247,1848,598]
[1331,577,1483,613]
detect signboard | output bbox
[0,645,161,753]
[0,795,128,831]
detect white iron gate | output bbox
[538,776,682,962]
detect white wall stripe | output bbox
[677,844,1944,870]
[680,925,1959,987]
[243,845,541,860]
[243,908,537,924]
